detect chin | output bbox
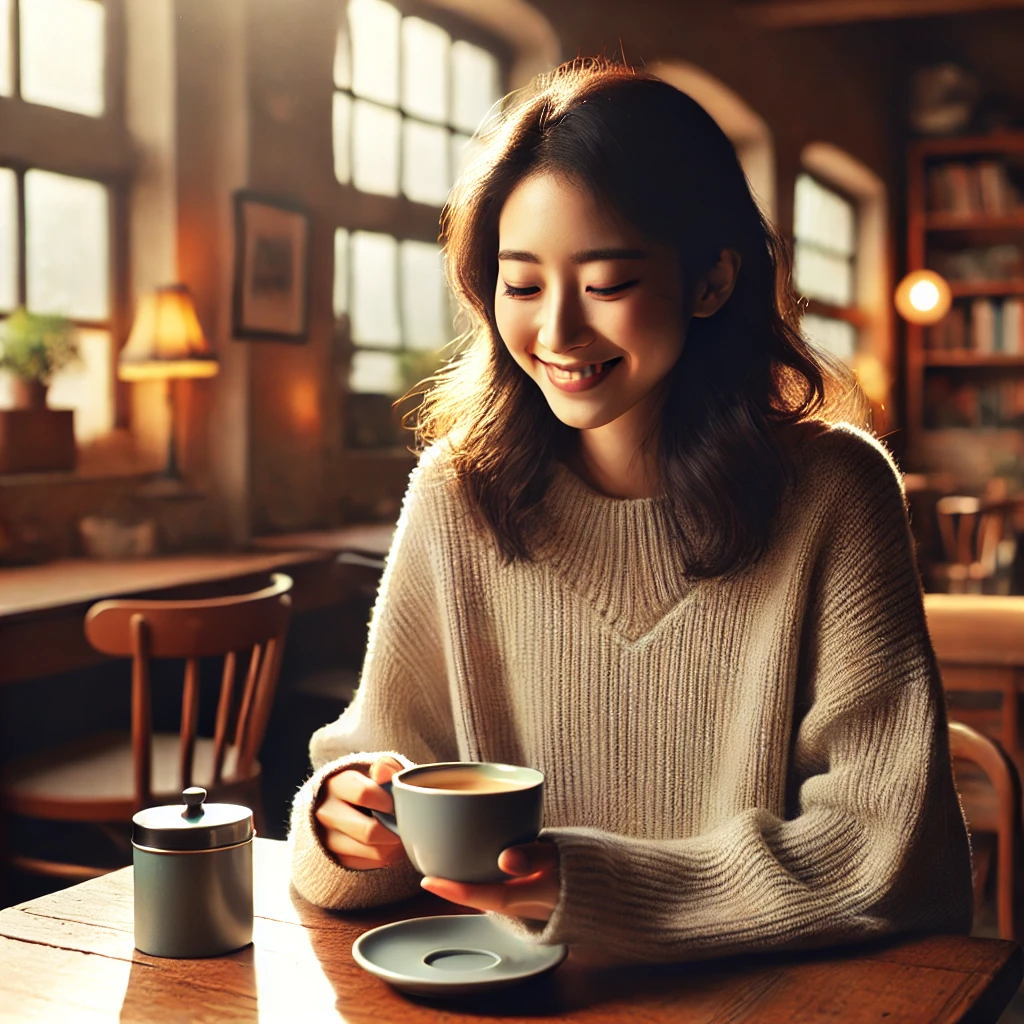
[542,396,621,432]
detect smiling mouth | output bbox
[540,357,622,393]
[542,357,622,381]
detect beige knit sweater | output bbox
[288,422,973,962]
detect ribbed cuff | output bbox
[288,751,421,910]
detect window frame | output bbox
[794,170,867,335]
[0,0,132,434]
[332,0,511,452]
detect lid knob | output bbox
[182,786,207,819]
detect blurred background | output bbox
[2,0,1024,910]
[1,0,1023,575]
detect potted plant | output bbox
[0,308,79,409]
[0,309,79,473]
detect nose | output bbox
[537,285,593,354]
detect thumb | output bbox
[369,755,405,785]
[498,840,559,877]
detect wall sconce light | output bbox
[894,269,952,325]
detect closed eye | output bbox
[586,280,639,297]
[502,283,540,298]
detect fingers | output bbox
[316,761,410,872]
[323,826,409,870]
[315,792,403,847]
[369,755,405,786]
[420,871,560,922]
[326,767,395,814]
[498,841,559,877]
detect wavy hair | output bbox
[408,58,863,576]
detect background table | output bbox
[0,838,1020,1023]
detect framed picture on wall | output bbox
[232,191,310,342]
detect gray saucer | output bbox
[352,914,568,997]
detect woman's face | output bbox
[494,171,686,435]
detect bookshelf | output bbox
[905,131,1024,489]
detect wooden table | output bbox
[250,523,396,560]
[0,551,337,685]
[0,838,1020,1023]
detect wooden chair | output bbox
[949,720,1020,941]
[1,573,292,880]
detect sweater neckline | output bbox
[538,459,693,643]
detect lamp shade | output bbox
[894,270,952,326]
[119,285,219,381]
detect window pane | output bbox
[402,17,449,123]
[20,0,105,117]
[333,228,349,317]
[349,0,399,106]
[26,170,109,320]
[451,132,481,183]
[451,41,500,134]
[0,168,16,312]
[0,0,12,97]
[402,119,449,206]
[351,231,400,346]
[401,241,448,350]
[46,327,113,441]
[802,313,856,363]
[350,349,400,394]
[352,100,400,196]
[794,242,852,307]
[333,92,352,185]
[333,11,351,90]
[794,173,854,256]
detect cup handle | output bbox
[370,780,400,836]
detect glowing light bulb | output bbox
[909,280,939,312]
[894,270,952,325]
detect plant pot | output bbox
[11,378,48,410]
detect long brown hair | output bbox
[411,57,862,576]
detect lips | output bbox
[540,357,622,394]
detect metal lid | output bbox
[132,787,253,851]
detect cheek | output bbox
[494,302,532,357]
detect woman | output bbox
[289,58,972,962]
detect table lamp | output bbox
[119,284,218,484]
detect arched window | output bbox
[797,144,890,423]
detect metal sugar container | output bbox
[132,786,254,958]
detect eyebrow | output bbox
[497,247,648,265]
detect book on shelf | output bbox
[924,376,1024,428]
[926,160,1022,216]
[925,296,1024,353]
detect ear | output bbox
[692,249,742,318]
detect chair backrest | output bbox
[925,594,1024,778]
[84,573,293,809]
[935,496,1009,589]
[948,719,1020,940]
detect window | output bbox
[331,0,503,449]
[794,172,859,363]
[0,0,121,446]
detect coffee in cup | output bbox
[372,762,544,883]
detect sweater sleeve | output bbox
[496,426,974,961]
[288,453,459,910]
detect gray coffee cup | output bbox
[372,761,544,883]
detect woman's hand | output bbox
[420,841,560,922]
[315,755,411,871]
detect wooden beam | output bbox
[739,0,1024,28]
